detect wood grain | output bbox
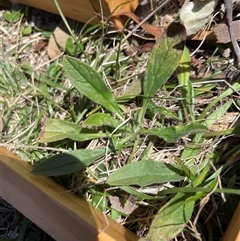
[0,147,138,241]
[11,0,139,29]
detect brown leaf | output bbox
[214,21,240,44]
[189,20,240,43]
[34,40,48,52]
[115,12,163,38]
[47,22,71,59]
[209,112,240,132]
[109,195,137,215]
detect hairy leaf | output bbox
[143,22,186,100]
[108,160,185,186]
[139,193,195,241]
[63,56,123,120]
[139,22,186,122]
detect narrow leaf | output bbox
[141,123,208,143]
[181,101,232,162]
[31,148,106,176]
[147,100,180,120]
[63,56,124,120]
[108,160,185,186]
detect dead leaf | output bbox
[209,112,240,131]
[109,195,137,215]
[115,12,163,38]
[34,40,48,52]
[47,20,84,59]
[189,27,216,41]
[214,21,240,44]
[189,20,240,43]
[47,22,70,59]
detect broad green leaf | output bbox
[38,119,107,143]
[31,148,106,176]
[83,113,131,132]
[139,193,195,241]
[139,22,186,123]
[63,56,124,120]
[107,160,185,186]
[3,9,22,23]
[141,123,208,143]
[143,22,185,99]
[140,164,210,240]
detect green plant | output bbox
[30,21,240,240]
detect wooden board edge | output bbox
[11,0,102,25]
[11,0,139,29]
[222,202,240,241]
[0,147,138,241]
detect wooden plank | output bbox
[222,202,240,241]
[0,147,138,241]
[12,0,99,24]
[11,0,139,29]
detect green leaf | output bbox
[177,46,195,119]
[31,148,106,176]
[38,119,107,143]
[22,25,32,35]
[63,56,124,120]
[177,46,191,86]
[147,100,180,120]
[199,81,240,120]
[139,193,195,241]
[181,101,232,164]
[107,160,185,186]
[141,123,208,143]
[83,113,131,132]
[65,38,83,55]
[139,22,186,123]
[143,22,185,99]
[140,164,210,241]
[117,79,142,102]
[3,9,22,23]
